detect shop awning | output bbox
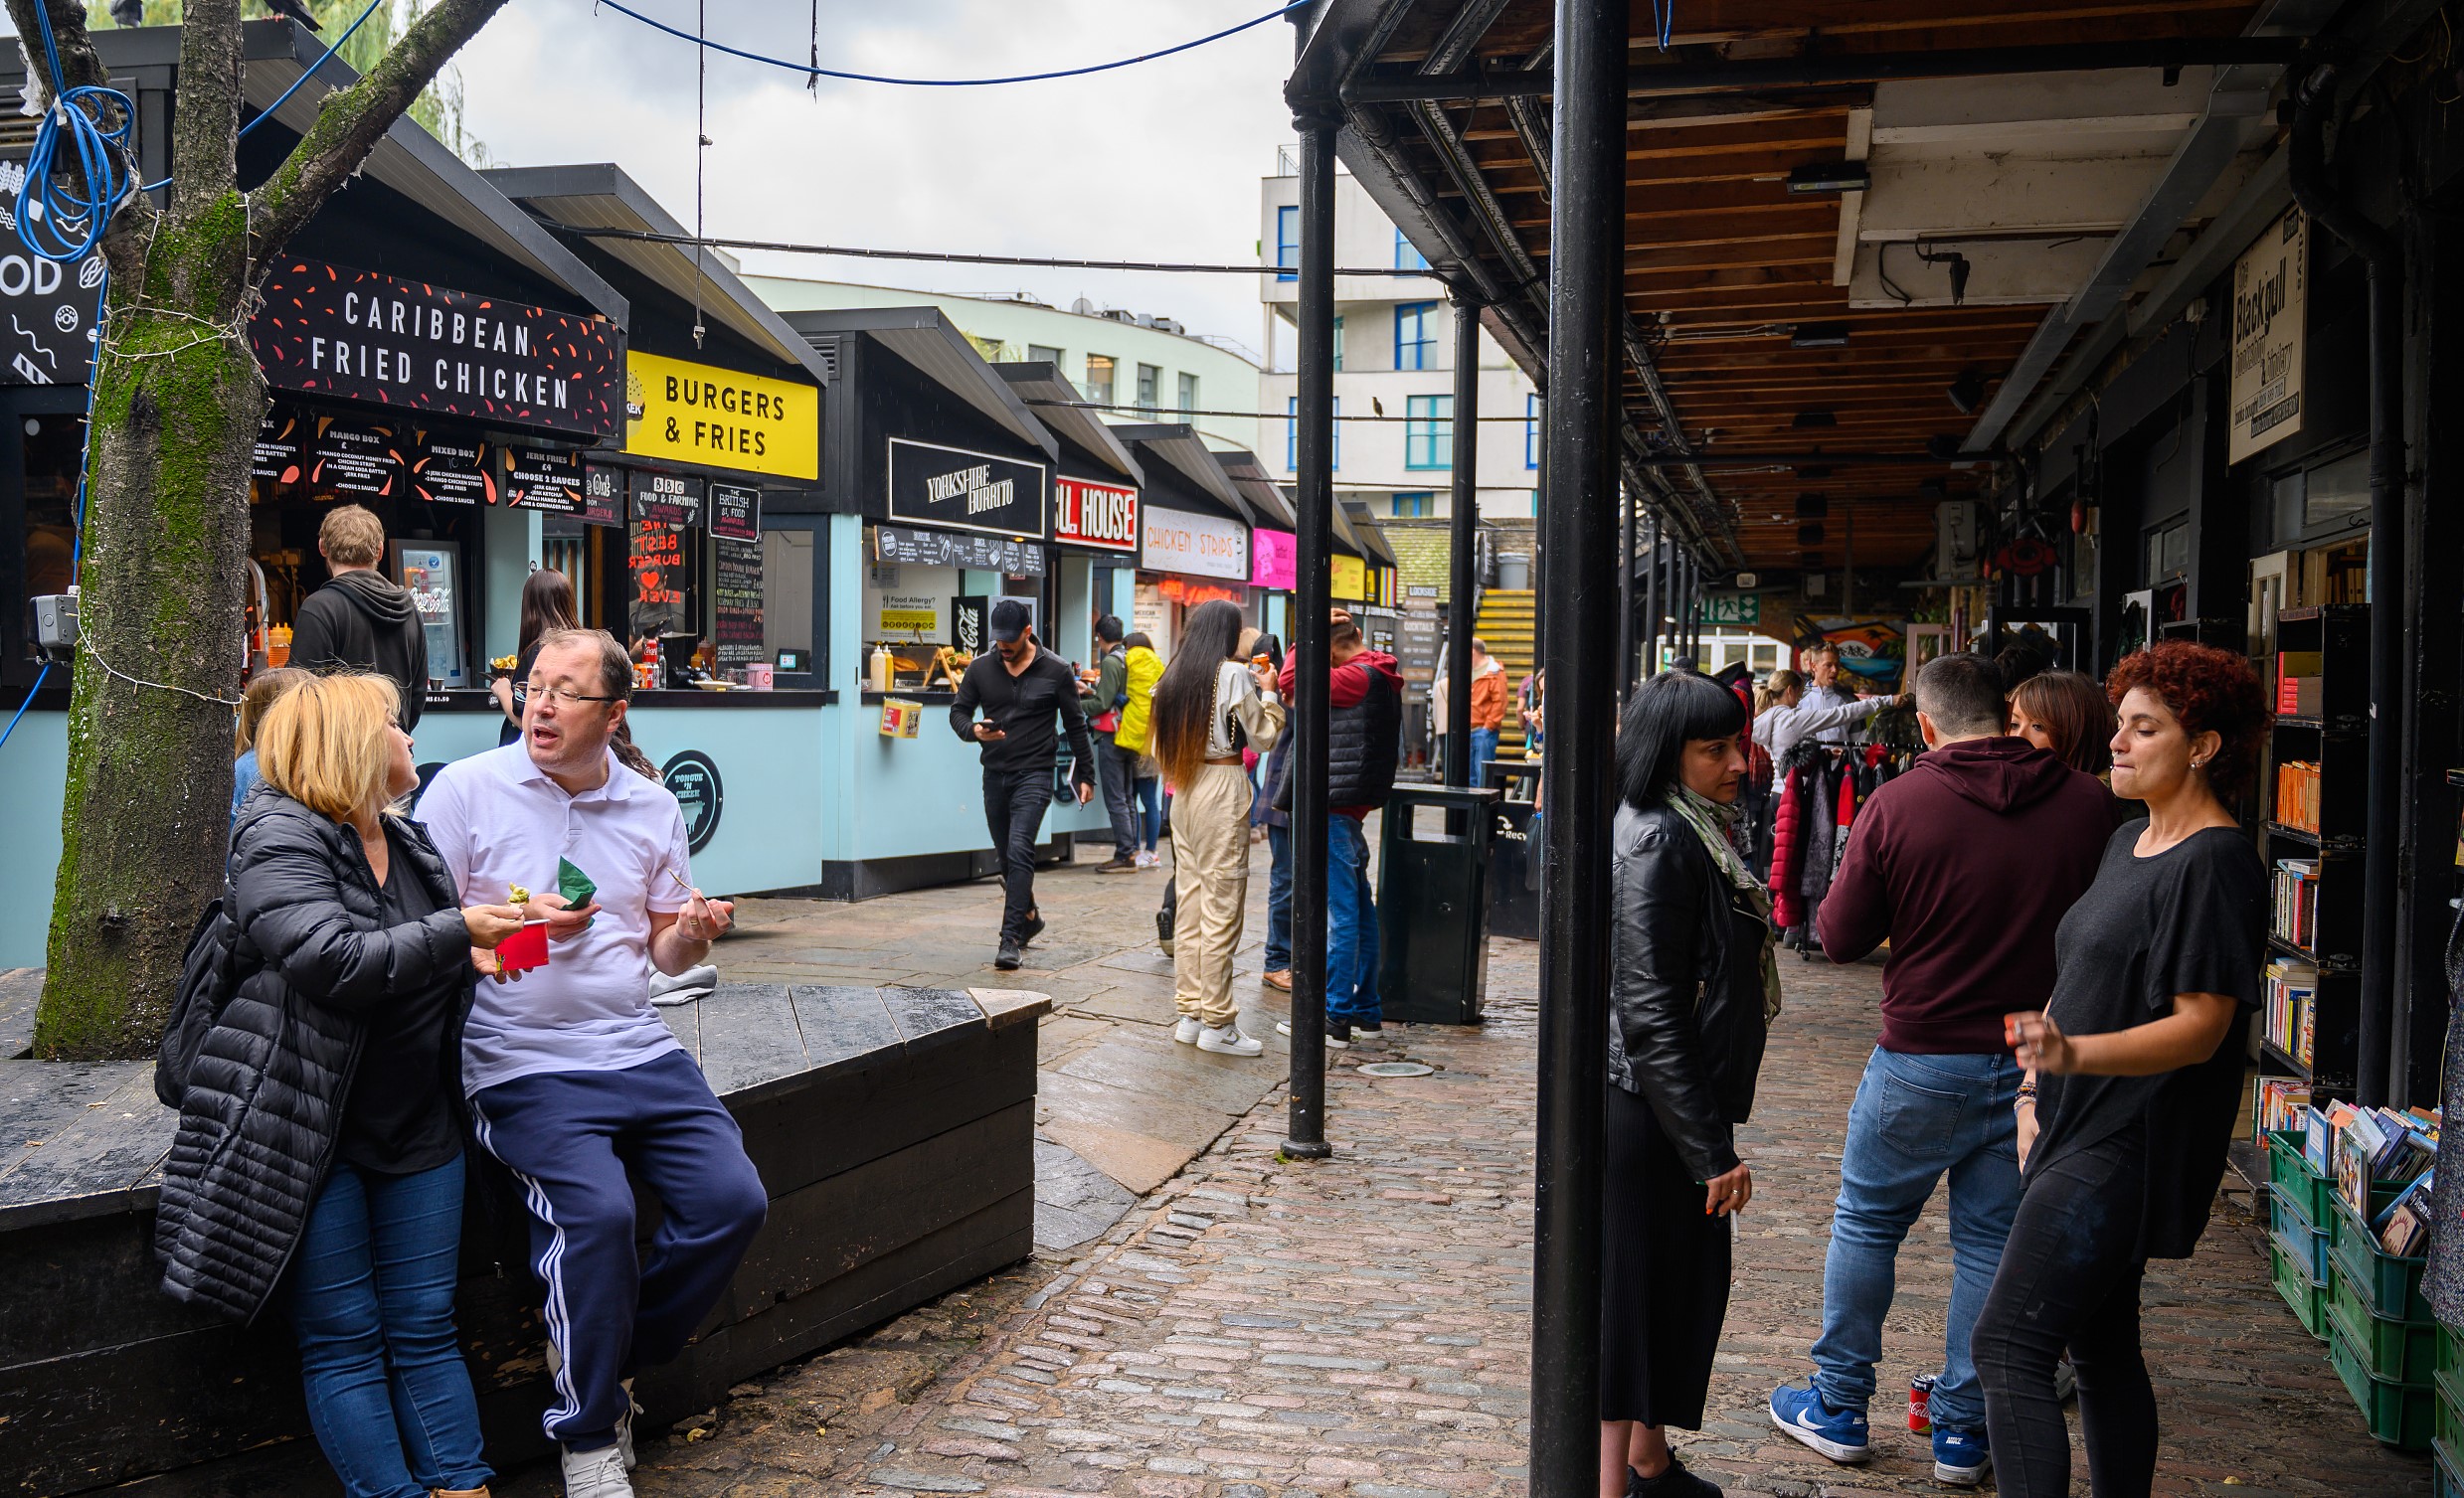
[992,363,1144,484]
[1342,503,1400,569]
[1209,448,1300,531]
[1112,423,1255,525]
[481,163,833,388]
[781,307,1058,462]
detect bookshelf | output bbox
[2261,605,2368,1099]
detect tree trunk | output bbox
[34,201,259,1060]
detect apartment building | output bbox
[1258,152,1541,522]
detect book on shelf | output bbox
[2254,1077,2312,1137]
[2274,759,2321,833]
[2263,957,2317,1066]
[2272,860,2321,949]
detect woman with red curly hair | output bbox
[1972,641,2268,1497]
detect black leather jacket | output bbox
[1608,800,1770,1180]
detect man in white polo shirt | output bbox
[419,628,765,1498]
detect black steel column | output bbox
[1284,108,1337,1159]
[1617,486,1636,701]
[1446,287,1482,787]
[1530,0,1623,1490]
[1639,511,1660,679]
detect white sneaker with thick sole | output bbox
[1197,1022,1264,1057]
[1173,1015,1202,1045]
[561,1440,633,1498]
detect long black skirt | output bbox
[1599,1082,1732,1428]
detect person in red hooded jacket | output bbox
[1275,611,1403,1050]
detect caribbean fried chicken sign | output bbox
[250,259,620,438]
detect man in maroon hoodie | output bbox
[1768,652,2111,1487]
[1274,611,1403,1049]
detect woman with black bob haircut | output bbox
[1975,640,2269,1497]
[1600,670,1780,1498]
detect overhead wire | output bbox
[532,221,1437,277]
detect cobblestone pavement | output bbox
[497,847,2427,1497]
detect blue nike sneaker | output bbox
[1768,1380,1869,1464]
[1932,1424,1991,1487]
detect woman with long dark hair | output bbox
[1601,671,1777,1498]
[491,569,580,747]
[1149,599,1283,1057]
[2008,669,2116,777]
[1976,642,2268,1497]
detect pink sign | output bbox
[1251,528,1298,590]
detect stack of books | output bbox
[2254,1077,2312,1136]
[2275,759,2321,832]
[2264,958,2318,1067]
[2272,859,2321,949]
[2325,1102,2443,1254]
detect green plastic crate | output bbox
[2331,1195,2433,1324]
[2274,1240,2332,1340]
[2438,1367,2464,1455]
[2445,1326,2464,1381]
[2437,1434,2464,1498]
[2333,1321,2437,1450]
[2270,1129,2337,1225]
[2331,1274,2442,1384]
[2273,1188,2335,1283]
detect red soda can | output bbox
[1909,1373,1935,1433]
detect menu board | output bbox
[505,445,584,513]
[1395,606,1442,686]
[254,408,303,485]
[714,536,765,668]
[873,522,1045,577]
[710,482,761,542]
[630,469,703,528]
[308,416,404,498]
[410,431,492,506]
[629,496,694,639]
[579,462,624,529]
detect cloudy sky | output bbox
[451,0,1298,363]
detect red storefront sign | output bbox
[1054,476,1140,552]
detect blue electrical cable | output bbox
[594,0,1312,86]
[15,0,135,265]
[239,0,390,142]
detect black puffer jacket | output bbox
[1608,800,1770,1181]
[154,790,473,1323]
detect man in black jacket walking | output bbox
[289,504,431,729]
[951,599,1097,970]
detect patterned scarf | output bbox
[1666,783,1784,1020]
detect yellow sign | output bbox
[624,349,818,480]
[1331,555,1367,599]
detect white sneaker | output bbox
[1196,1022,1264,1057]
[1137,850,1159,869]
[1275,1018,1351,1051]
[561,1440,634,1497]
[1173,1015,1202,1045]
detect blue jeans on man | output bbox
[1324,813,1380,1028]
[1264,821,1293,974]
[1811,1046,2022,1434]
[1470,726,1498,787]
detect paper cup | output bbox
[496,919,550,972]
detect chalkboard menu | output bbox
[713,537,765,668]
[254,408,303,485]
[709,482,760,542]
[308,416,404,498]
[505,446,584,513]
[1395,606,1442,686]
[411,431,492,506]
[579,463,624,528]
[873,522,1045,577]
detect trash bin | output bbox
[1374,784,1501,1025]
[1484,763,1542,941]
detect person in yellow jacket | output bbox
[1118,633,1165,868]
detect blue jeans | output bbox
[287,1155,489,1498]
[1099,743,1141,852]
[1810,1047,2021,1432]
[1135,777,1161,852]
[1325,813,1380,1026]
[1264,822,1293,973]
[1470,727,1498,786]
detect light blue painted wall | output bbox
[480,507,539,663]
[0,711,67,968]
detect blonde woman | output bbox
[156,673,524,1498]
[1149,599,1284,1055]
[231,666,310,827]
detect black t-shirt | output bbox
[2031,819,2266,1258]
[338,827,464,1175]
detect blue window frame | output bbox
[1406,394,1453,469]
[1526,393,1541,468]
[1286,395,1341,471]
[1392,492,1433,518]
[1275,206,1298,282]
[1394,301,1438,371]
[1395,230,1429,272]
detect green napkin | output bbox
[559,857,597,927]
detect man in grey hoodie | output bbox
[289,504,431,729]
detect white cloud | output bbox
[452,0,1294,356]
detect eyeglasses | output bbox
[516,684,623,708]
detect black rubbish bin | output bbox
[1374,784,1502,1026]
[1484,762,1542,941]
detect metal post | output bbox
[1446,287,1482,788]
[1617,486,1636,701]
[1677,552,1695,666]
[1639,511,1660,679]
[1530,0,1623,1490]
[1283,108,1337,1158]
